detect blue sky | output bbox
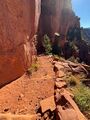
[72,0,90,28]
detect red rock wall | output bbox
[37,0,80,51]
[0,0,80,86]
[0,0,40,86]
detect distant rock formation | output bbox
[81,28,90,65]
[37,0,80,53]
[81,28,90,44]
[0,0,40,86]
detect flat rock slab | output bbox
[57,71,65,78]
[56,78,65,82]
[56,106,79,120]
[60,88,74,98]
[55,81,67,88]
[63,94,87,120]
[40,96,56,113]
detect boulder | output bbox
[54,63,64,71]
[55,88,74,103]
[55,91,86,120]
[56,71,65,78]
[55,81,67,88]
[60,88,74,98]
[40,96,56,113]
[56,106,79,120]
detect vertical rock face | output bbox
[0,0,80,86]
[0,0,40,86]
[37,0,80,52]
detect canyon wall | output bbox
[0,0,41,86]
[37,0,80,52]
[0,0,80,86]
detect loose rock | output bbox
[40,96,56,113]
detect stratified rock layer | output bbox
[0,0,40,86]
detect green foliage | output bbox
[53,55,66,62]
[27,63,38,75]
[73,84,90,113]
[53,55,60,61]
[68,75,90,119]
[43,35,52,55]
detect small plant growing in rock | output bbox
[53,55,65,62]
[31,63,38,71]
[43,34,52,55]
[27,63,38,75]
[27,68,32,75]
[53,55,60,61]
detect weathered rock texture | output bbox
[37,0,80,52]
[0,0,41,86]
[0,0,80,86]
[53,60,87,120]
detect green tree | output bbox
[43,35,52,55]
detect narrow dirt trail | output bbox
[0,55,55,114]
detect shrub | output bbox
[27,68,32,75]
[73,84,90,114]
[53,55,60,61]
[31,63,38,71]
[53,55,66,62]
[27,63,38,75]
[43,35,52,55]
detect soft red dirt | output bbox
[0,55,55,114]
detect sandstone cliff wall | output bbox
[37,0,80,52]
[0,0,80,86]
[0,0,40,86]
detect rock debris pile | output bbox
[36,57,88,120]
[53,60,87,120]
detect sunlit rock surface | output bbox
[0,0,80,86]
[0,0,40,86]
